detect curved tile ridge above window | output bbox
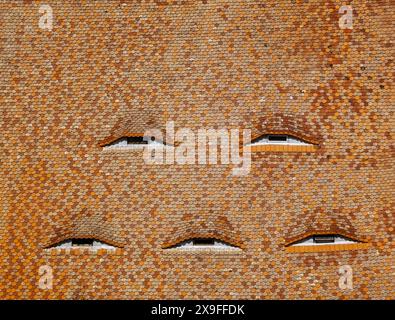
[162,229,244,253]
[97,115,162,149]
[246,131,320,152]
[163,213,244,253]
[285,230,370,253]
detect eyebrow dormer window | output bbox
[46,238,117,250]
[164,238,241,250]
[252,134,310,145]
[290,234,356,246]
[285,233,370,252]
[247,133,319,152]
[101,134,165,149]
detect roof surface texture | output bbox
[0,0,394,299]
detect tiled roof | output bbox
[0,0,393,299]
